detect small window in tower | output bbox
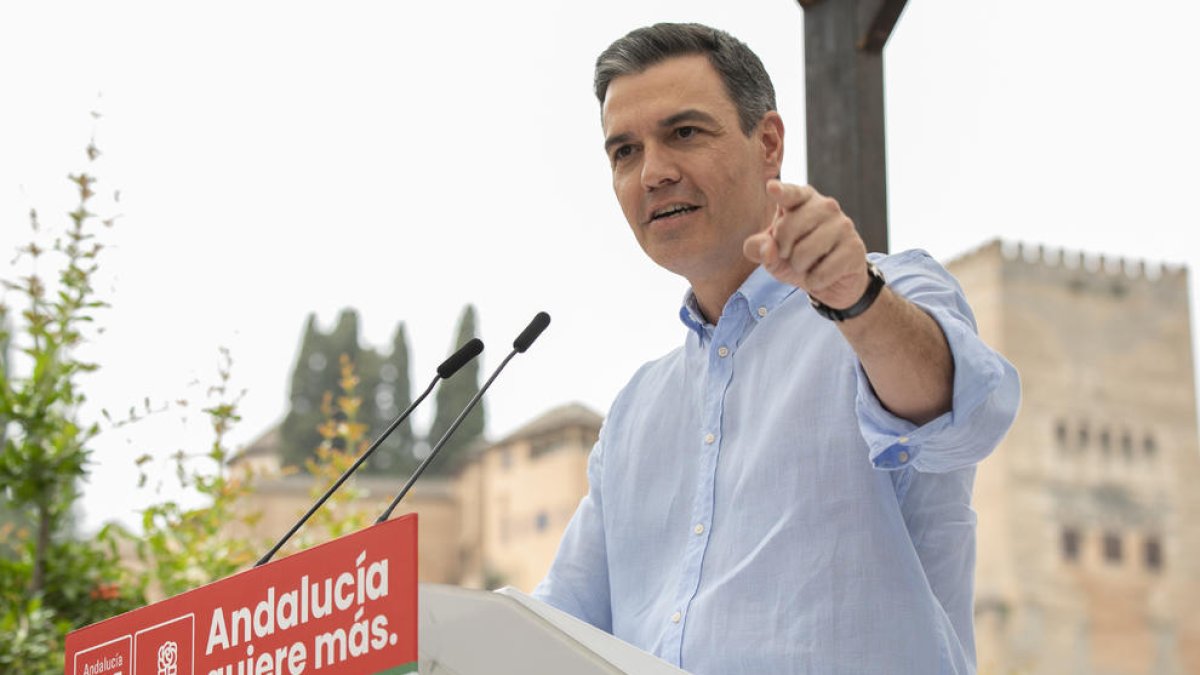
[1103,532,1123,564]
[1100,429,1112,457]
[1144,434,1157,459]
[1144,536,1164,572]
[1061,527,1081,562]
[1121,432,1133,456]
[535,511,549,532]
[1078,423,1089,450]
[1055,420,1068,448]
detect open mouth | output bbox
[649,204,700,222]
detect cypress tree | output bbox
[426,305,484,474]
[280,309,364,468]
[280,313,327,468]
[365,322,415,474]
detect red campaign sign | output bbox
[65,515,418,675]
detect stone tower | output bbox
[949,240,1200,674]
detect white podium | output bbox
[418,584,689,674]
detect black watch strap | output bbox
[810,262,886,322]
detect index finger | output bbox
[767,180,817,211]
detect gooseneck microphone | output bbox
[376,312,550,523]
[255,337,484,566]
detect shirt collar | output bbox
[678,266,799,339]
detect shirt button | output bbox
[898,436,910,444]
[757,306,768,317]
[693,523,705,535]
[717,346,730,358]
[898,451,910,464]
[671,611,682,624]
[704,433,715,444]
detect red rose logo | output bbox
[157,640,178,675]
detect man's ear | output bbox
[758,111,785,178]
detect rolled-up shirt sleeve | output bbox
[532,430,613,632]
[857,250,1021,473]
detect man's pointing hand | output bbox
[743,180,870,310]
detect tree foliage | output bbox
[295,354,377,547]
[0,143,272,671]
[0,142,144,673]
[129,348,261,600]
[426,304,485,474]
[280,311,418,475]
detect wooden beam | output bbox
[859,0,908,52]
[797,0,906,253]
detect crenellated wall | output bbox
[950,240,1200,675]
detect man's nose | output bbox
[640,144,680,190]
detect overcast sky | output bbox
[2,1,1197,531]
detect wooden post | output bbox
[798,0,907,254]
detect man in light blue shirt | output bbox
[534,23,1020,674]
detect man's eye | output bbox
[675,126,698,139]
[613,145,634,161]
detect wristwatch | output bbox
[809,261,886,322]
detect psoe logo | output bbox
[158,641,179,675]
[135,614,193,675]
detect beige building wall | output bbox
[458,405,600,592]
[229,467,463,585]
[951,241,1200,675]
[229,403,602,593]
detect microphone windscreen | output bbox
[437,338,484,379]
[513,312,551,353]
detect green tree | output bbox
[0,143,144,673]
[0,137,396,673]
[280,309,361,468]
[279,311,417,475]
[364,322,416,475]
[280,313,326,469]
[426,304,484,474]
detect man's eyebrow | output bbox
[660,109,720,129]
[604,132,633,154]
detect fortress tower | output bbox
[950,241,1200,674]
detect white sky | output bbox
[2,1,1197,532]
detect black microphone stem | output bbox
[376,350,518,523]
[255,373,441,567]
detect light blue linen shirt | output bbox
[534,250,1020,674]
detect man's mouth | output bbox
[649,204,700,223]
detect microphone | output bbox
[513,311,550,353]
[255,337,484,566]
[376,312,551,523]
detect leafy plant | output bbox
[131,348,262,600]
[287,354,375,553]
[0,140,142,672]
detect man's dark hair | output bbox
[594,23,777,136]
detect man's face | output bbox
[601,55,783,286]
